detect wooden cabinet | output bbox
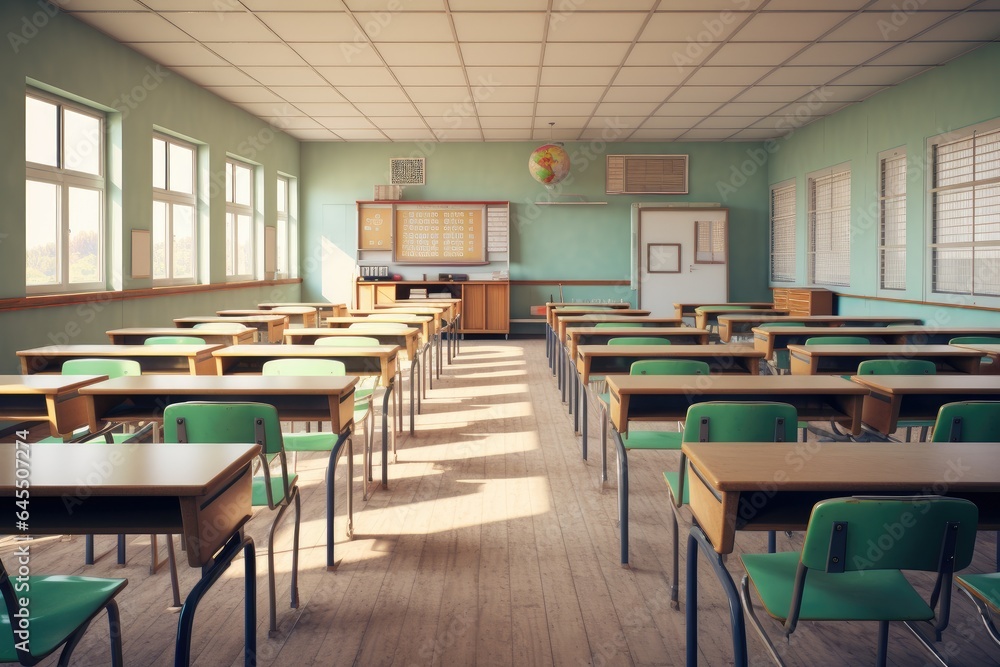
[772,287,834,316]
[356,281,509,334]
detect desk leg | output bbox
[175,532,256,667]
[612,429,629,567]
[409,355,418,431]
[581,381,588,460]
[327,429,352,570]
[436,333,442,379]
[381,384,394,489]
[546,325,552,368]
[686,524,748,667]
[558,341,565,397]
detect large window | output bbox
[879,148,907,290]
[808,166,851,287]
[225,159,254,280]
[931,125,1000,296]
[769,181,796,283]
[276,175,289,277]
[152,134,196,284]
[25,91,105,292]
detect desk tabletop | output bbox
[79,374,359,395]
[108,326,254,335]
[17,343,222,357]
[578,343,762,357]
[953,343,1000,354]
[0,374,106,393]
[285,326,419,337]
[607,374,867,395]
[258,302,344,309]
[787,344,980,357]
[214,343,399,359]
[722,314,922,325]
[0,442,259,496]
[326,315,432,324]
[850,374,1000,395]
[175,315,286,324]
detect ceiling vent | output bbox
[606,154,688,195]
[390,157,426,185]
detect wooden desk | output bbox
[325,315,433,343]
[107,326,255,347]
[545,302,633,328]
[257,302,347,318]
[694,307,787,332]
[720,314,923,343]
[0,442,259,666]
[0,374,104,439]
[952,343,1000,374]
[285,326,420,359]
[18,344,222,376]
[753,325,1000,360]
[383,298,461,322]
[673,301,774,321]
[80,374,358,569]
[788,344,982,375]
[213,344,403,488]
[566,327,711,366]
[218,307,316,328]
[603,375,867,566]
[174,315,287,344]
[554,310,654,343]
[851,374,1000,435]
[682,441,1000,666]
[576,344,763,384]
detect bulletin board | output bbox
[359,205,392,249]
[394,205,485,264]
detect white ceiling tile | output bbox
[294,102,361,115]
[628,128,683,140]
[364,117,426,128]
[541,67,618,86]
[706,42,809,66]
[788,42,895,66]
[530,117,589,129]
[543,43,631,67]
[547,12,648,42]
[566,0,657,9]
[792,101,853,116]
[680,128,739,140]
[819,85,886,102]
[763,0,867,9]
[415,101,469,115]
[355,12,453,41]
[484,129,535,140]
[378,43,461,66]
[425,115,479,129]
[696,116,758,129]
[685,67,773,86]
[243,0,346,8]
[282,128,340,140]
[596,101,659,116]
[354,102,418,116]
[476,102,536,116]
[448,0,545,9]
[468,67,540,86]
[914,11,1000,41]
[406,87,472,102]
[732,85,813,103]
[171,66,258,87]
[165,12,280,41]
[642,116,705,128]
[461,43,542,66]
[825,11,952,42]
[729,128,786,140]
[641,12,749,41]
[601,86,672,102]
[125,42,228,67]
[479,117,532,129]
[452,13,547,42]
[336,86,409,102]
[654,102,724,116]
[206,86,285,103]
[61,0,147,8]
[832,65,931,86]
[715,101,790,116]
[237,102,307,116]
[315,117,375,129]
[627,43,707,67]
[344,0,445,9]
[732,12,853,42]
[532,128,582,141]
[255,12,357,41]
[384,128,438,140]
[290,42,385,66]
[758,66,853,86]
[435,129,485,140]
[261,116,323,129]
[271,86,348,102]
[241,66,328,85]
[535,102,597,116]
[206,42,308,67]
[865,0,985,7]
[392,67,467,86]
[668,86,743,102]
[477,87,537,102]
[586,116,643,130]
[73,11,194,41]
[613,67,690,86]
[335,128,391,139]
[868,41,986,66]
[315,66,397,85]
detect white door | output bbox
[636,208,728,316]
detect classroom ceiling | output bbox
[57,0,1000,142]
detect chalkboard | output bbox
[393,205,486,264]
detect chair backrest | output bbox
[931,401,1000,442]
[799,496,978,573]
[949,336,1000,345]
[192,322,248,333]
[366,313,421,321]
[559,305,612,311]
[143,335,206,345]
[804,336,870,345]
[348,322,409,331]
[756,322,805,329]
[61,358,141,378]
[594,321,644,329]
[262,358,346,376]
[314,336,380,347]
[163,401,284,455]
[856,359,936,375]
[630,359,710,376]
[682,402,799,442]
[608,337,671,346]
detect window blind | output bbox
[808,169,851,287]
[770,182,796,282]
[879,152,906,290]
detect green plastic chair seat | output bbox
[315,336,380,346]
[143,335,205,345]
[608,337,671,346]
[695,305,753,313]
[622,430,682,450]
[0,573,127,663]
[742,551,934,622]
[252,472,299,506]
[192,322,247,333]
[594,322,643,328]
[804,335,870,345]
[956,572,1000,609]
[662,471,689,504]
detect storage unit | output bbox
[356,280,509,335]
[772,287,833,316]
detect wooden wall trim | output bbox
[834,292,1000,314]
[0,278,301,313]
[511,279,630,286]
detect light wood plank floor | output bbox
[6,339,1000,666]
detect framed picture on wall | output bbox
[647,243,681,273]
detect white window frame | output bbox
[769,179,796,283]
[928,119,1000,299]
[878,147,907,291]
[25,89,105,294]
[152,133,197,285]
[225,158,255,281]
[807,163,851,287]
[276,175,291,278]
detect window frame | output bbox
[25,89,106,294]
[225,158,255,282]
[769,179,797,284]
[276,174,289,278]
[152,133,197,286]
[878,147,907,292]
[807,163,852,288]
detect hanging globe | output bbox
[528,143,571,187]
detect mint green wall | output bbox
[767,42,1000,326]
[0,1,301,372]
[301,141,771,321]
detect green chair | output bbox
[594,322,644,329]
[0,556,127,666]
[192,322,247,332]
[756,322,806,375]
[663,402,799,608]
[348,322,408,331]
[857,359,937,441]
[740,496,978,667]
[314,336,380,347]
[949,336,1000,370]
[804,335,870,345]
[607,337,671,346]
[163,401,300,636]
[955,572,1000,648]
[142,335,205,345]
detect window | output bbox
[930,124,1000,296]
[276,176,289,277]
[152,134,196,284]
[25,91,105,292]
[769,181,796,283]
[808,166,851,287]
[694,219,726,263]
[225,159,254,280]
[879,149,907,290]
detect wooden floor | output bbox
[7,339,1000,666]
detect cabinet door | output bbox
[461,284,486,331]
[375,285,397,304]
[356,284,375,309]
[485,283,509,332]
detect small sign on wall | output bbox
[647,243,681,273]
